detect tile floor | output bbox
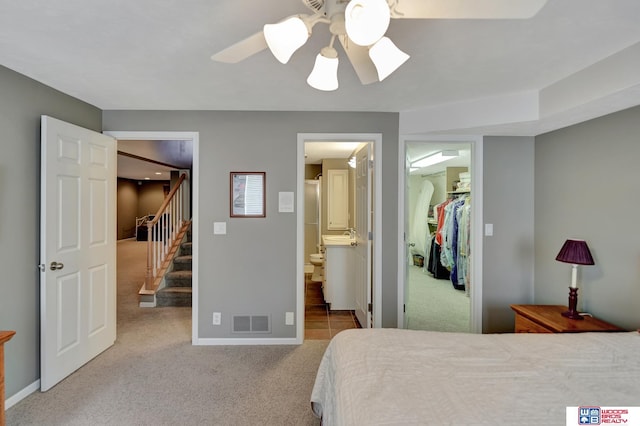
[305,275,361,340]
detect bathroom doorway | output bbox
[296,133,383,342]
[398,136,483,333]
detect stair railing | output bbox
[144,173,188,291]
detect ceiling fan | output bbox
[211,0,548,91]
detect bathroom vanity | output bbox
[322,235,356,310]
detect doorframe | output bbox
[297,133,383,342]
[397,134,483,333]
[103,130,199,343]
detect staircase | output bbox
[156,228,192,307]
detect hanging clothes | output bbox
[438,194,470,290]
[458,199,472,294]
[427,234,450,279]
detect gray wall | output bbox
[116,179,169,239]
[137,181,168,218]
[482,136,535,333]
[102,111,400,337]
[535,106,640,330]
[117,178,138,239]
[0,65,102,397]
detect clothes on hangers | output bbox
[439,194,470,291]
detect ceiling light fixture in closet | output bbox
[411,150,458,170]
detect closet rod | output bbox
[421,171,445,178]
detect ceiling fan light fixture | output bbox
[264,16,310,64]
[345,0,391,47]
[369,36,410,81]
[307,46,339,91]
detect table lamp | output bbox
[555,239,595,320]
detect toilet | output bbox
[309,253,324,282]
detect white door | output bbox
[402,148,411,329]
[40,116,116,391]
[354,144,372,328]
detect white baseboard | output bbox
[194,337,299,346]
[5,379,40,410]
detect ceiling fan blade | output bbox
[390,0,548,19]
[211,31,268,63]
[338,35,379,85]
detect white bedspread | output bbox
[310,328,640,425]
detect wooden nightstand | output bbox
[510,305,624,333]
[1,330,16,426]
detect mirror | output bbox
[230,172,266,218]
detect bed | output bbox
[310,328,640,425]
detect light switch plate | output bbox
[484,223,493,236]
[285,312,294,325]
[213,222,226,235]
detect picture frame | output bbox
[230,172,266,218]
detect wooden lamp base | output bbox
[561,287,584,320]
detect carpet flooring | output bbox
[405,265,470,332]
[7,240,327,426]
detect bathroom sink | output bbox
[322,235,354,245]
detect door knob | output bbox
[50,261,64,271]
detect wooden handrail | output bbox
[147,173,187,228]
[143,172,189,292]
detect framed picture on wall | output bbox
[230,172,266,218]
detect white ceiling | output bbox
[116,139,192,180]
[117,154,175,181]
[1,0,639,136]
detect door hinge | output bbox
[368,231,373,241]
[403,304,406,313]
[369,160,374,169]
[367,303,372,313]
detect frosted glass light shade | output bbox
[411,150,458,169]
[369,37,410,81]
[345,0,390,46]
[307,47,339,91]
[264,17,309,64]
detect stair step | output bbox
[173,255,192,271]
[156,287,192,307]
[165,270,192,287]
[180,242,192,255]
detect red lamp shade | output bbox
[555,239,594,265]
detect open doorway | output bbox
[105,131,199,341]
[398,136,483,333]
[297,133,383,343]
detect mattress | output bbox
[310,328,640,425]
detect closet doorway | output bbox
[397,136,483,333]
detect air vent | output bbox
[232,315,271,334]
